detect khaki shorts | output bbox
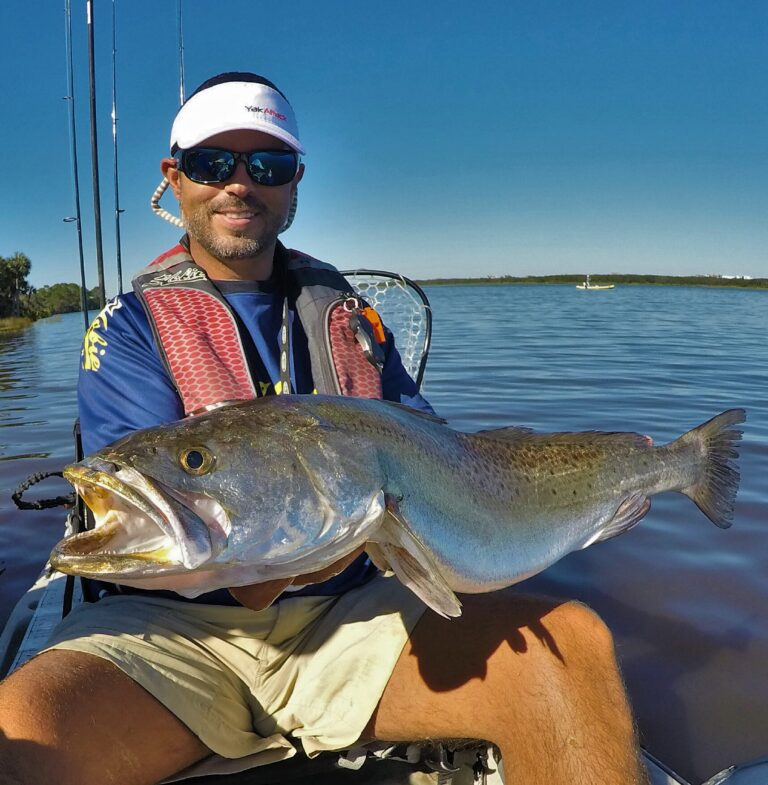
[43,574,427,780]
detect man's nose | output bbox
[223,160,254,195]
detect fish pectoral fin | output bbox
[588,492,652,546]
[371,536,463,619]
[369,500,462,619]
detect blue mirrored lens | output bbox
[246,151,298,186]
[183,149,236,182]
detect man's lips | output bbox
[215,210,258,229]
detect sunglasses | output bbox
[174,147,299,186]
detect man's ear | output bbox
[288,162,305,203]
[161,157,182,199]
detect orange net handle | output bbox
[360,306,386,344]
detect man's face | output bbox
[164,129,304,265]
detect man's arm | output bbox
[380,326,434,413]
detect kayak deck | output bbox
[0,570,82,677]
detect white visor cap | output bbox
[170,80,305,155]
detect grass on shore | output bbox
[0,316,33,332]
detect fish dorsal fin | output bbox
[474,428,652,449]
[473,425,535,442]
[378,400,447,426]
[544,431,653,449]
[582,492,652,548]
[368,496,462,618]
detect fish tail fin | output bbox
[677,408,745,529]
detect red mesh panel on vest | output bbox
[144,288,256,414]
[328,304,383,398]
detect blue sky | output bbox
[2,1,767,293]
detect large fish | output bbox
[51,396,745,617]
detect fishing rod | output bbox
[63,0,90,333]
[111,0,124,294]
[178,0,186,106]
[86,0,106,309]
[150,0,185,227]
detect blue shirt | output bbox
[78,262,433,604]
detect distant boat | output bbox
[576,274,615,290]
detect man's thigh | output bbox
[0,648,209,785]
[367,590,612,741]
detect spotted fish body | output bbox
[51,396,745,617]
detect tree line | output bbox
[0,252,99,321]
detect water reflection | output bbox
[0,313,82,644]
[0,329,36,438]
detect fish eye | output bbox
[179,447,215,476]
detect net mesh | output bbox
[341,270,431,390]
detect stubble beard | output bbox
[182,197,286,262]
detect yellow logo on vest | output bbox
[82,298,123,372]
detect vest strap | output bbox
[133,246,257,415]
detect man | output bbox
[0,73,650,785]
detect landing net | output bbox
[341,270,432,391]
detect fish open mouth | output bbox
[50,458,226,579]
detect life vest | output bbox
[132,241,387,415]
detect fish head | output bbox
[50,398,387,587]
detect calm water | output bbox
[0,312,83,621]
[1,286,767,782]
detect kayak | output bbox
[576,274,615,290]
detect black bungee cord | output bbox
[12,471,75,511]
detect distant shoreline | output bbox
[415,274,768,289]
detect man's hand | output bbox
[228,546,366,611]
[228,578,295,611]
[290,545,367,587]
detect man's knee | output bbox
[0,661,63,785]
[409,592,621,698]
[0,651,131,784]
[463,591,618,668]
[0,699,47,785]
[534,599,635,720]
[516,597,624,700]
[1,649,211,785]
[475,594,623,703]
[550,599,615,646]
